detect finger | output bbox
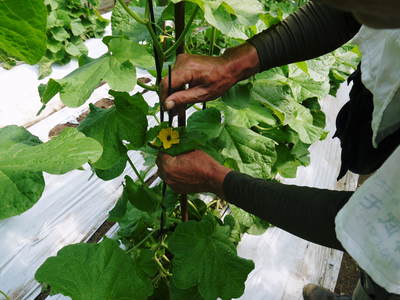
[161,68,193,103]
[164,86,211,110]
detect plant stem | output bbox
[136,80,158,92]
[145,22,165,73]
[0,289,10,300]
[164,6,200,58]
[127,229,157,253]
[146,0,165,84]
[209,27,217,56]
[127,156,145,184]
[206,199,218,208]
[154,255,172,276]
[188,199,202,219]
[117,0,147,24]
[153,114,160,124]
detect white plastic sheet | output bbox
[0,16,358,298]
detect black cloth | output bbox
[223,171,352,251]
[248,1,361,71]
[334,65,400,179]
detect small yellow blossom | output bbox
[158,128,180,149]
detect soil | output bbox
[48,122,78,138]
[76,98,114,123]
[335,252,359,295]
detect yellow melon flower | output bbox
[158,128,180,149]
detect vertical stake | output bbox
[175,2,189,222]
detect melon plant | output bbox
[0,0,359,299]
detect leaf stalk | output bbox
[127,156,145,184]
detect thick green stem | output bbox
[127,157,145,184]
[164,6,200,58]
[117,0,147,24]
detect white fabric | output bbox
[335,146,400,294]
[352,26,400,147]
[336,26,400,295]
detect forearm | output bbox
[248,1,361,71]
[223,171,353,251]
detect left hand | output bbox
[156,150,231,197]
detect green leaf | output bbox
[223,214,243,244]
[35,238,154,300]
[183,108,277,179]
[107,37,154,70]
[50,27,70,42]
[219,124,277,178]
[38,57,54,80]
[38,79,62,105]
[186,107,223,141]
[169,215,254,300]
[40,37,154,107]
[124,176,161,213]
[70,19,86,36]
[172,0,263,39]
[108,189,129,222]
[230,204,269,235]
[48,9,71,28]
[78,91,148,173]
[255,63,330,103]
[0,0,47,64]
[170,283,204,300]
[251,83,325,144]
[273,144,301,178]
[117,201,158,239]
[64,41,82,56]
[111,1,151,43]
[0,127,102,174]
[221,84,277,128]
[0,126,102,220]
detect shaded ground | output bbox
[334,250,359,296]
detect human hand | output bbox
[156,150,231,197]
[160,43,260,111]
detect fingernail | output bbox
[165,100,175,110]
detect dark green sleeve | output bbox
[223,171,353,251]
[248,1,361,71]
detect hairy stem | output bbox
[127,156,145,184]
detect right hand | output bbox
[160,43,260,111]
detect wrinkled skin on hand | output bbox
[160,43,259,111]
[160,53,235,110]
[156,150,231,197]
